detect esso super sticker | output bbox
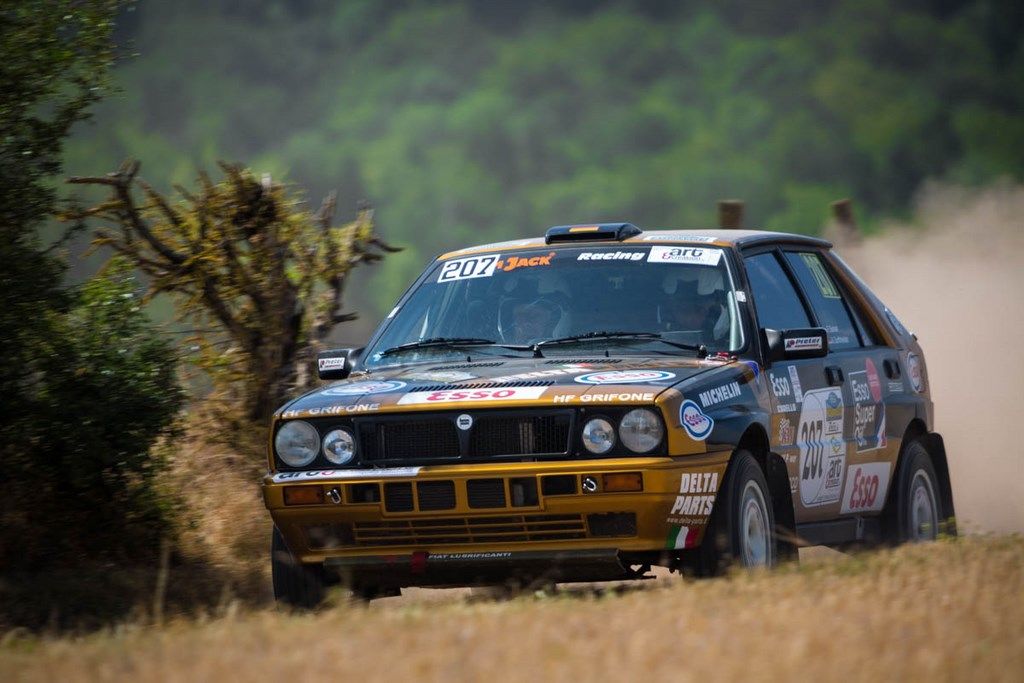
[679,400,714,440]
[321,380,406,396]
[907,353,924,393]
[437,254,500,283]
[397,386,547,405]
[574,370,676,385]
[646,246,722,266]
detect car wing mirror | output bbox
[317,347,363,380]
[762,328,829,363]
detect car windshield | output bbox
[363,244,744,369]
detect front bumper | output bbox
[263,454,729,577]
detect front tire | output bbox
[687,450,777,576]
[271,526,326,609]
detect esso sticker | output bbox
[321,380,406,396]
[397,386,547,405]
[437,254,500,283]
[840,462,891,513]
[907,353,923,393]
[679,399,714,441]
[574,370,676,385]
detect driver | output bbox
[507,296,562,344]
[663,280,725,342]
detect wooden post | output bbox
[718,200,744,229]
[830,198,859,242]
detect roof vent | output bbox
[544,222,642,244]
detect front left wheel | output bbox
[272,526,326,609]
[687,450,777,576]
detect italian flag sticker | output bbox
[665,525,697,550]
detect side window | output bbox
[783,252,859,350]
[743,253,812,331]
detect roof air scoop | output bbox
[544,222,642,244]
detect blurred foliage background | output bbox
[62,0,1024,333]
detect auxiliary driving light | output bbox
[602,472,643,493]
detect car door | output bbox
[741,250,830,519]
[781,250,902,521]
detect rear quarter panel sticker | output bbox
[797,387,846,507]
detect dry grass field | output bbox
[2,536,1022,682]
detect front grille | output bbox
[355,409,573,463]
[470,414,570,456]
[359,420,459,462]
[417,480,456,511]
[384,482,414,512]
[352,514,587,547]
[467,478,506,508]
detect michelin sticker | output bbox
[321,380,406,396]
[574,370,675,385]
[647,246,722,266]
[698,381,741,408]
[680,399,714,441]
[797,388,846,507]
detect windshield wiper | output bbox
[531,331,708,359]
[379,337,532,358]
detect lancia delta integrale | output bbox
[264,223,955,606]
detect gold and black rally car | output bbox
[264,223,955,606]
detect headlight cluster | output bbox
[275,421,356,467]
[581,408,663,455]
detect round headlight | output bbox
[582,417,616,455]
[322,428,356,465]
[274,420,319,467]
[619,408,664,453]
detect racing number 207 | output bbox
[438,255,499,282]
[801,419,824,480]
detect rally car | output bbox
[264,223,955,606]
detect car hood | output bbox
[278,356,731,418]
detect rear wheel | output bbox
[888,441,943,543]
[271,526,326,609]
[686,450,777,576]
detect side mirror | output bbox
[317,347,363,381]
[762,328,829,363]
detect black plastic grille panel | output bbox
[360,420,459,462]
[470,414,570,456]
[417,480,456,511]
[352,514,586,547]
[384,482,414,512]
[467,478,506,508]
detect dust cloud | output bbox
[839,181,1024,533]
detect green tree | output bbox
[0,1,184,568]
